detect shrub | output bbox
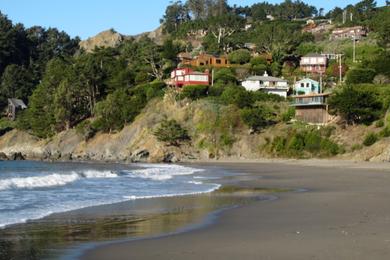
[75,120,97,141]
[179,85,209,100]
[214,68,237,84]
[351,143,363,152]
[328,85,383,125]
[220,86,253,108]
[154,119,190,146]
[379,127,390,137]
[281,107,295,122]
[240,106,273,131]
[272,136,286,153]
[363,132,378,146]
[375,119,384,128]
[228,49,251,64]
[304,131,321,153]
[320,138,340,155]
[269,128,341,157]
[346,68,376,84]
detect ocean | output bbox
[0,161,221,228]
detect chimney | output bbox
[263,71,269,77]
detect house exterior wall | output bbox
[241,80,288,97]
[330,26,366,40]
[242,80,261,91]
[300,56,327,74]
[170,68,209,87]
[263,89,288,98]
[295,105,330,124]
[294,80,320,95]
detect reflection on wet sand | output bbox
[0,187,277,260]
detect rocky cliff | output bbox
[1,96,390,163]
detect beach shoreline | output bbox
[80,160,390,260]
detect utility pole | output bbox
[211,69,214,86]
[352,35,356,63]
[338,54,343,84]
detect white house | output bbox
[241,72,289,98]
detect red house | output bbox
[169,68,210,87]
[300,53,328,74]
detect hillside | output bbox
[1,93,390,163]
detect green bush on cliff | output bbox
[269,127,341,157]
[363,132,378,146]
[240,105,273,131]
[154,119,190,146]
[179,85,209,100]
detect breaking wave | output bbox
[0,170,118,191]
[122,164,204,181]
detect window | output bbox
[225,59,228,64]
[216,59,221,64]
[200,62,204,66]
[306,83,310,88]
[301,83,304,88]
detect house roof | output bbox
[189,71,209,75]
[303,53,324,58]
[295,78,319,85]
[8,98,27,109]
[292,93,330,98]
[245,75,287,83]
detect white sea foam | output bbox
[123,164,204,181]
[78,170,118,179]
[0,170,118,191]
[188,180,203,185]
[0,164,219,229]
[124,183,221,200]
[0,173,80,191]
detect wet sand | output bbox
[81,161,390,260]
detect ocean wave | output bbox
[188,180,203,185]
[0,170,118,191]
[123,183,221,200]
[123,164,204,181]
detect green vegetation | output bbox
[328,85,384,125]
[179,85,209,100]
[268,126,341,157]
[363,132,378,146]
[154,119,190,146]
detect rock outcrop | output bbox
[80,29,124,52]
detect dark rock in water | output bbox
[10,152,25,161]
[130,149,149,162]
[0,152,9,161]
[163,153,179,163]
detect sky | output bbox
[0,0,386,40]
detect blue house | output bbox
[294,78,320,95]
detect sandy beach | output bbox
[81,160,390,260]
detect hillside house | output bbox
[7,98,27,121]
[330,26,366,40]
[168,68,210,87]
[180,53,231,68]
[294,78,320,95]
[291,93,333,124]
[300,53,328,74]
[241,72,289,98]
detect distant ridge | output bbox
[79,26,166,51]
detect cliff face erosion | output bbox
[1,94,390,163]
